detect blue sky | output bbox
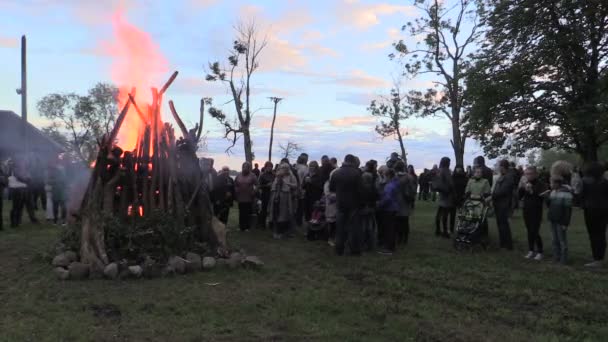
[0,0,485,171]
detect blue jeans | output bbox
[551,222,568,264]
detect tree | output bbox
[368,86,412,165]
[268,97,283,163]
[391,0,484,166]
[278,140,302,161]
[205,20,268,163]
[466,0,608,162]
[37,83,119,163]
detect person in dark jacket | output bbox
[473,156,494,187]
[418,169,430,201]
[452,164,468,209]
[396,162,416,245]
[320,155,334,185]
[303,161,325,222]
[252,163,261,178]
[519,166,548,260]
[430,164,439,201]
[407,165,418,209]
[361,160,378,250]
[580,162,608,268]
[329,154,364,256]
[234,162,258,232]
[492,159,516,250]
[377,168,399,255]
[386,152,402,169]
[433,157,455,237]
[258,162,275,229]
[0,161,7,230]
[212,166,235,225]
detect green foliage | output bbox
[390,0,485,165]
[467,0,608,161]
[37,83,119,164]
[368,87,412,160]
[60,210,202,262]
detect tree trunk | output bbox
[395,127,407,166]
[581,146,598,163]
[268,102,278,163]
[243,128,253,163]
[451,118,465,167]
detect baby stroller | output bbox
[453,198,490,251]
[307,200,328,241]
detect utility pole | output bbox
[267,97,283,163]
[17,35,28,153]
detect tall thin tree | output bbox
[267,97,283,162]
[205,20,268,162]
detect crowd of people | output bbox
[0,154,71,230]
[1,150,607,268]
[203,152,608,268]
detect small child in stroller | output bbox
[307,199,328,241]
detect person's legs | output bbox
[531,210,543,254]
[376,211,385,246]
[24,189,37,223]
[59,200,67,224]
[238,202,246,231]
[550,222,560,262]
[348,210,362,255]
[396,215,410,245]
[335,210,348,255]
[449,207,456,234]
[382,211,396,252]
[558,225,568,264]
[495,208,513,249]
[52,199,60,224]
[585,209,608,261]
[441,207,449,236]
[260,193,270,228]
[523,209,536,252]
[11,189,25,227]
[435,207,443,236]
[295,198,304,226]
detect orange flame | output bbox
[106,10,168,152]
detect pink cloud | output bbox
[324,70,390,89]
[0,35,18,48]
[255,114,302,131]
[328,116,376,127]
[336,0,415,30]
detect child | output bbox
[546,176,573,265]
[465,166,491,201]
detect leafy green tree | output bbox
[391,0,485,166]
[368,86,412,165]
[37,83,119,163]
[467,0,608,162]
[205,21,268,163]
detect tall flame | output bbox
[107,10,168,151]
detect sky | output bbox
[0,0,486,172]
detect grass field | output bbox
[1,199,607,341]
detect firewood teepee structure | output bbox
[78,71,222,273]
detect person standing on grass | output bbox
[375,165,389,246]
[433,157,455,238]
[395,162,416,245]
[360,160,378,251]
[519,166,548,261]
[234,162,258,232]
[324,172,338,246]
[258,162,275,229]
[329,154,363,256]
[48,157,68,226]
[303,161,325,222]
[377,168,399,255]
[430,164,439,202]
[407,165,418,209]
[252,163,261,178]
[268,163,297,239]
[295,154,309,226]
[452,165,469,210]
[0,161,7,230]
[212,166,235,225]
[580,162,608,268]
[8,157,38,227]
[492,160,516,249]
[546,175,573,265]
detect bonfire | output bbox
[55,71,228,279]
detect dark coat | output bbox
[329,164,363,211]
[519,178,548,210]
[432,168,455,208]
[580,176,608,210]
[452,172,469,207]
[212,173,235,206]
[492,173,516,210]
[304,173,325,204]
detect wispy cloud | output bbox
[319,69,390,89]
[336,0,415,30]
[328,115,376,127]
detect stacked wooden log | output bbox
[78,71,221,274]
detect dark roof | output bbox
[0,110,64,157]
